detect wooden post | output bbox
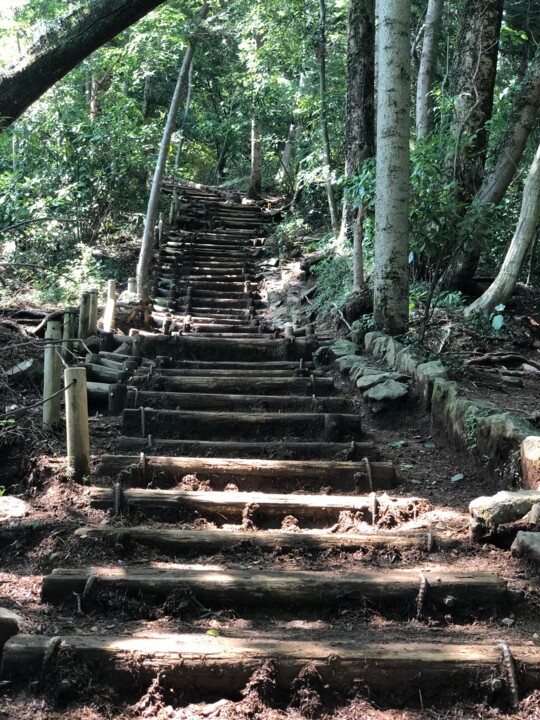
[127,277,137,298]
[64,367,90,480]
[62,307,76,359]
[284,323,294,339]
[158,212,163,244]
[43,320,62,429]
[103,280,117,333]
[88,288,99,335]
[169,200,175,225]
[108,384,128,414]
[78,292,91,339]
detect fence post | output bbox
[43,320,62,428]
[127,277,137,298]
[88,288,99,335]
[78,292,91,339]
[62,307,76,359]
[64,366,90,480]
[103,280,117,333]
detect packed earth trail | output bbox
[2,185,540,719]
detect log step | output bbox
[169,360,315,370]
[130,391,348,413]
[121,409,362,441]
[144,368,322,377]
[3,634,539,701]
[90,488,421,525]
[41,566,505,612]
[75,525,450,553]
[115,437,377,460]
[143,377,332,396]
[97,454,395,489]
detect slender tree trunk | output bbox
[142,74,153,118]
[0,0,169,130]
[373,0,411,334]
[415,0,444,139]
[275,123,300,186]
[352,206,365,291]
[339,0,375,258]
[443,42,540,290]
[174,61,194,174]
[318,0,340,235]
[136,2,209,301]
[248,116,263,196]
[465,142,540,317]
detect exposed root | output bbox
[290,663,327,719]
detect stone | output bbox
[0,496,30,522]
[337,355,364,374]
[0,607,22,650]
[5,358,43,384]
[350,364,383,383]
[394,346,425,376]
[363,379,408,404]
[529,504,540,526]
[356,372,407,391]
[312,346,333,368]
[511,531,540,562]
[476,414,540,478]
[349,320,372,346]
[384,338,405,369]
[470,490,540,528]
[364,331,385,353]
[521,436,540,490]
[501,375,524,388]
[371,335,392,362]
[416,360,448,410]
[329,339,361,359]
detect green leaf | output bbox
[494,304,505,312]
[388,440,407,447]
[491,314,504,331]
[206,628,220,637]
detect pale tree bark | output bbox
[444,42,540,290]
[248,116,263,196]
[318,0,340,235]
[465,142,540,317]
[0,0,168,130]
[275,122,300,186]
[136,3,209,302]
[415,0,444,139]
[172,62,194,210]
[373,0,411,335]
[339,0,375,262]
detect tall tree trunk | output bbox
[0,0,168,130]
[339,0,375,262]
[275,122,300,187]
[318,0,340,235]
[142,74,153,119]
[248,116,263,196]
[174,61,194,174]
[136,3,209,302]
[373,0,411,334]
[465,142,540,317]
[415,0,444,139]
[443,42,540,291]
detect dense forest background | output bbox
[0,0,539,335]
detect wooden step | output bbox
[169,360,315,370]
[41,566,505,613]
[130,391,348,413]
[121,409,362,441]
[75,526,445,553]
[4,634,539,700]
[97,454,395,489]
[90,488,420,525]
[116,437,376,459]
[136,376,334,396]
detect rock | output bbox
[394,346,425,376]
[511,531,540,562]
[529,504,540,526]
[356,372,407,391]
[350,364,383,383]
[312,346,333,367]
[470,490,540,529]
[371,335,392,361]
[363,379,408,405]
[416,360,448,409]
[501,617,515,628]
[476,414,540,480]
[364,331,385,353]
[329,339,361,358]
[451,473,464,483]
[521,436,540,490]
[501,375,524,388]
[0,496,30,521]
[337,355,364,374]
[384,338,405,369]
[5,358,43,384]
[0,607,22,650]
[349,320,372,346]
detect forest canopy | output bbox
[0,0,539,334]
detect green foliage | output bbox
[311,253,352,323]
[490,304,506,332]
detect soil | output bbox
[1,245,540,719]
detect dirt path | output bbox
[1,185,540,719]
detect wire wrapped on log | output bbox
[498,642,519,709]
[416,572,428,619]
[362,457,374,492]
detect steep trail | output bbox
[1,185,540,715]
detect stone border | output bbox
[323,331,540,490]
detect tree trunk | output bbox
[318,0,340,235]
[275,122,300,186]
[339,0,375,254]
[443,43,540,291]
[0,0,168,130]
[415,0,444,140]
[248,116,263,196]
[373,0,411,335]
[464,142,540,317]
[450,0,504,204]
[142,74,153,119]
[174,61,194,174]
[136,3,209,302]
